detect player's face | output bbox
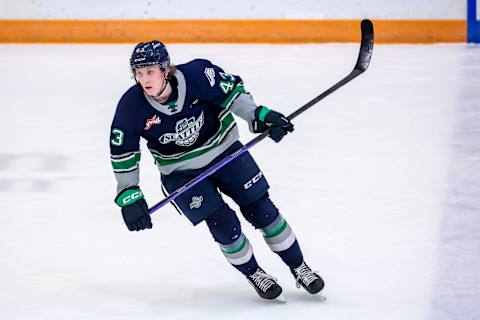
[134,66,167,96]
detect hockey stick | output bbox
[148,19,374,215]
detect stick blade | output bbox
[355,19,374,72]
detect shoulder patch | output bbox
[144,114,161,131]
[204,67,216,87]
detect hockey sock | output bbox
[206,204,259,276]
[262,215,304,269]
[219,233,258,276]
[241,194,304,269]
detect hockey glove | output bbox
[252,106,294,143]
[115,186,152,232]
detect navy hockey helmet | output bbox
[129,40,170,72]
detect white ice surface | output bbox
[0,43,479,320]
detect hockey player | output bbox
[110,40,324,300]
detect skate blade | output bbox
[275,294,287,303]
[317,293,327,302]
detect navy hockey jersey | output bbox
[110,59,258,193]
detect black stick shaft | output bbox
[148,19,374,214]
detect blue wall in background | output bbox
[468,0,480,42]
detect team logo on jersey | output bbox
[204,67,216,87]
[189,196,204,209]
[159,112,204,147]
[167,100,178,113]
[144,114,161,131]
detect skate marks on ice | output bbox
[83,280,305,317]
[257,290,326,304]
[277,290,327,304]
[0,153,75,192]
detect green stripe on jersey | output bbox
[221,83,245,109]
[152,112,236,166]
[111,152,141,170]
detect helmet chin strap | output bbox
[151,76,169,98]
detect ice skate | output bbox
[291,261,325,294]
[247,268,283,300]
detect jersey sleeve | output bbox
[188,59,259,129]
[110,111,142,194]
[187,59,246,109]
[229,92,258,132]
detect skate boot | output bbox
[247,268,283,300]
[291,261,325,294]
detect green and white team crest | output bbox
[159,112,204,147]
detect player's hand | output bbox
[252,106,294,143]
[115,187,152,231]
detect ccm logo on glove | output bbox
[115,188,145,207]
[122,190,143,205]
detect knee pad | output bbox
[241,194,297,253]
[205,204,254,267]
[240,193,279,229]
[205,204,242,245]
